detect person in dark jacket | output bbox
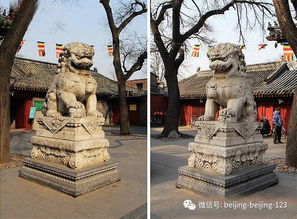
[273,108,283,144]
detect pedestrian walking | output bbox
[273,108,283,144]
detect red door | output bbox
[128,103,140,125]
[15,99,32,129]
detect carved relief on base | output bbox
[188,149,266,176]
[37,116,105,137]
[187,126,268,176]
[31,146,110,169]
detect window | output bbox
[136,83,143,90]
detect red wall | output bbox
[280,106,291,131]
[112,100,141,126]
[257,101,291,131]
[151,95,167,116]
[179,100,205,125]
[179,98,293,130]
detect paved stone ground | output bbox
[151,126,297,219]
[0,126,147,219]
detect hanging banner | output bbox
[37,41,45,57]
[107,45,113,56]
[56,43,63,58]
[191,44,200,57]
[16,40,292,59]
[258,44,267,50]
[283,43,293,52]
[283,43,294,61]
[16,40,24,53]
[284,53,294,62]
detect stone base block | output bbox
[19,158,120,197]
[176,163,278,197]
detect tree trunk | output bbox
[118,80,130,135]
[0,59,11,163]
[286,89,297,167]
[0,0,37,163]
[273,0,297,168]
[161,67,180,137]
[273,0,297,53]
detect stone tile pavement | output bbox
[0,126,147,219]
[151,126,297,219]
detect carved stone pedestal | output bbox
[176,121,278,197]
[20,158,120,197]
[19,116,120,197]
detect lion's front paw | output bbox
[198,115,214,121]
[226,110,235,118]
[67,101,85,110]
[198,115,205,121]
[219,108,227,116]
[74,102,85,109]
[219,109,237,122]
[87,111,103,117]
[69,108,86,118]
[46,110,61,118]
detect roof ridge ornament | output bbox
[264,62,289,84]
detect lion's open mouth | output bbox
[214,64,233,74]
[71,60,91,70]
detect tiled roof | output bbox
[10,57,118,96]
[179,74,211,98]
[254,70,297,97]
[179,62,297,99]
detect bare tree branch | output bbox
[174,48,184,68]
[123,51,147,80]
[182,0,273,41]
[172,0,183,43]
[118,0,147,33]
[151,13,169,62]
[100,0,117,36]
[154,2,172,26]
[190,0,202,17]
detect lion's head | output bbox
[57,42,95,74]
[207,43,246,79]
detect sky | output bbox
[1,0,147,80]
[179,7,284,79]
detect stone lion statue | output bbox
[42,42,102,118]
[198,43,257,122]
